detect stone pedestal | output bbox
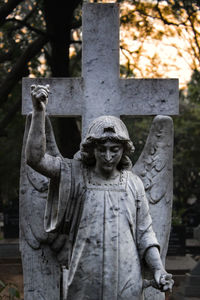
[184,262,200,297]
[184,225,200,298]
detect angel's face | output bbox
[94,140,123,178]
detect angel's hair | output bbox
[80,136,134,170]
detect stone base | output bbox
[0,238,20,258]
[166,255,196,274]
[184,273,200,297]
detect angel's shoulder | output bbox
[127,170,145,194]
[127,170,143,184]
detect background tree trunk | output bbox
[43,0,81,157]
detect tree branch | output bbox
[0,0,23,26]
[5,18,46,36]
[0,51,13,63]
[187,15,200,60]
[0,35,49,107]
[154,2,184,26]
[23,1,39,23]
[0,98,21,136]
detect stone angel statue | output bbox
[20,84,174,300]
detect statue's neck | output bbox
[91,167,121,183]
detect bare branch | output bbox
[5,18,46,36]
[121,5,185,28]
[0,0,23,26]
[154,2,184,26]
[187,15,200,60]
[23,2,39,23]
[0,35,49,107]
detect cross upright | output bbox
[22,3,179,136]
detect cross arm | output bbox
[22,77,83,117]
[119,78,179,116]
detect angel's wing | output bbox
[132,115,173,300]
[19,114,63,300]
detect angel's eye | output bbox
[111,147,120,152]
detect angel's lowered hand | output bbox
[154,269,174,292]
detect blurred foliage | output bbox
[0,0,50,210]
[0,0,82,211]
[119,0,200,81]
[0,88,24,210]
[173,70,200,225]
[0,279,21,299]
[122,116,152,165]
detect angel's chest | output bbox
[75,188,137,231]
[72,169,137,227]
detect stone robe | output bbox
[44,159,159,300]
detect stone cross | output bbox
[21,4,178,300]
[22,3,179,137]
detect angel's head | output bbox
[80,116,135,171]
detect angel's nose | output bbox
[105,150,112,162]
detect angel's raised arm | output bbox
[25,85,60,179]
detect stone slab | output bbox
[184,277,200,298]
[0,239,20,258]
[22,3,179,138]
[168,225,186,256]
[22,78,179,117]
[186,238,200,255]
[194,225,200,242]
[119,78,179,116]
[22,77,83,116]
[166,255,196,273]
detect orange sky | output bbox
[119,2,197,89]
[71,1,196,90]
[120,25,193,89]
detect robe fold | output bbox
[45,158,159,300]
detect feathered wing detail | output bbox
[133,115,173,205]
[19,114,62,300]
[132,115,174,300]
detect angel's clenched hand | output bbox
[31,84,50,111]
[154,269,174,292]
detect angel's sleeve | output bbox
[44,158,73,233]
[134,175,160,260]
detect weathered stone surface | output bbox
[194,224,200,241]
[184,269,200,298]
[183,226,200,298]
[22,3,179,137]
[25,107,174,299]
[133,115,174,300]
[20,3,177,300]
[20,115,61,300]
[22,78,83,117]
